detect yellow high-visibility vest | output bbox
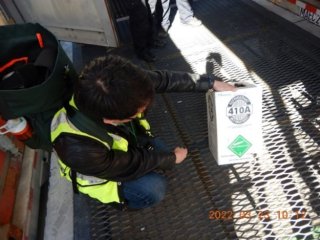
[50,100,152,204]
[51,107,129,204]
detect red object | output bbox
[0,150,5,170]
[306,4,317,13]
[36,33,44,48]
[0,154,22,225]
[11,122,33,141]
[0,117,6,126]
[0,57,28,73]
[8,225,23,240]
[0,117,33,141]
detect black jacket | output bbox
[53,70,214,182]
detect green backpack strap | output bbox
[64,104,114,148]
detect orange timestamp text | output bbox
[208,209,307,220]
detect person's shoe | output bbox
[137,50,156,62]
[150,38,167,48]
[181,17,202,27]
[158,29,169,39]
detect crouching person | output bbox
[50,55,235,210]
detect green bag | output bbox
[0,23,77,151]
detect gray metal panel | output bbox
[5,0,118,47]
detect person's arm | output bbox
[146,70,236,92]
[53,133,177,182]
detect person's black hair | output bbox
[74,55,155,121]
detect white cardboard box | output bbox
[206,82,262,165]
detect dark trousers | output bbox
[148,0,164,33]
[127,0,157,54]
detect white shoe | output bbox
[182,17,202,27]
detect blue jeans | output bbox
[122,172,167,209]
[122,137,170,209]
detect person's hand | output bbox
[174,147,188,164]
[213,80,236,92]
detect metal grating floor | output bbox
[73,0,320,239]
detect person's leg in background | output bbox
[126,0,156,62]
[176,0,202,26]
[158,0,171,37]
[148,0,168,46]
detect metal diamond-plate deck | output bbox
[74,0,320,239]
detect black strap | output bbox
[70,170,79,194]
[64,104,116,195]
[64,104,114,147]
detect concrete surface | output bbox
[43,153,74,240]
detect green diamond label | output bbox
[228,135,252,157]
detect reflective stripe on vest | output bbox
[136,113,151,135]
[51,108,129,204]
